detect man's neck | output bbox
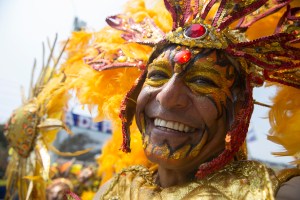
[157,166,195,188]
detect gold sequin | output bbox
[99,161,279,200]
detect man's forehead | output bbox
[150,46,227,74]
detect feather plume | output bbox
[269,84,300,165]
[61,0,171,184]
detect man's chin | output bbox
[143,129,208,158]
[145,148,201,170]
[143,131,208,168]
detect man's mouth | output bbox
[154,118,196,133]
[141,114,208,160]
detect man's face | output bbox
[135,46,236,171]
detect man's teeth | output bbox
[154,118,195,133]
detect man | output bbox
[63,0,300,199]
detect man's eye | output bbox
[189,76,218,88]
[147,71,169,80]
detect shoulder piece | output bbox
[98,161,277,200]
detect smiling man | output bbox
[135,46,244,188]
[94,42,276,199]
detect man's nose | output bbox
[156,76,190,109]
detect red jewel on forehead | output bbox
[174,49,192,64]
[184,24,207,39]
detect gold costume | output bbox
[99,161,290,200]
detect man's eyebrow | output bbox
[187,63,221,76]
[148,60,171,68]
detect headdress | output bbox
[66,0,300,180]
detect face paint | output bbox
[136,45,237,169]
[184,53,235,116]
[170,144,191,160]
[145,59,172,87]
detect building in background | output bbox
[52,111,112,163]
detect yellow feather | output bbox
[269,84,300,164]
[60,0,172,184]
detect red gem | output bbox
[184,24,207,38]
[174,50,192,64]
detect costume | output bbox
[4,37,91,200]
[4,37,69,200]
[98,162,276,199]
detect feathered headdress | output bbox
[82,0,300,179]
